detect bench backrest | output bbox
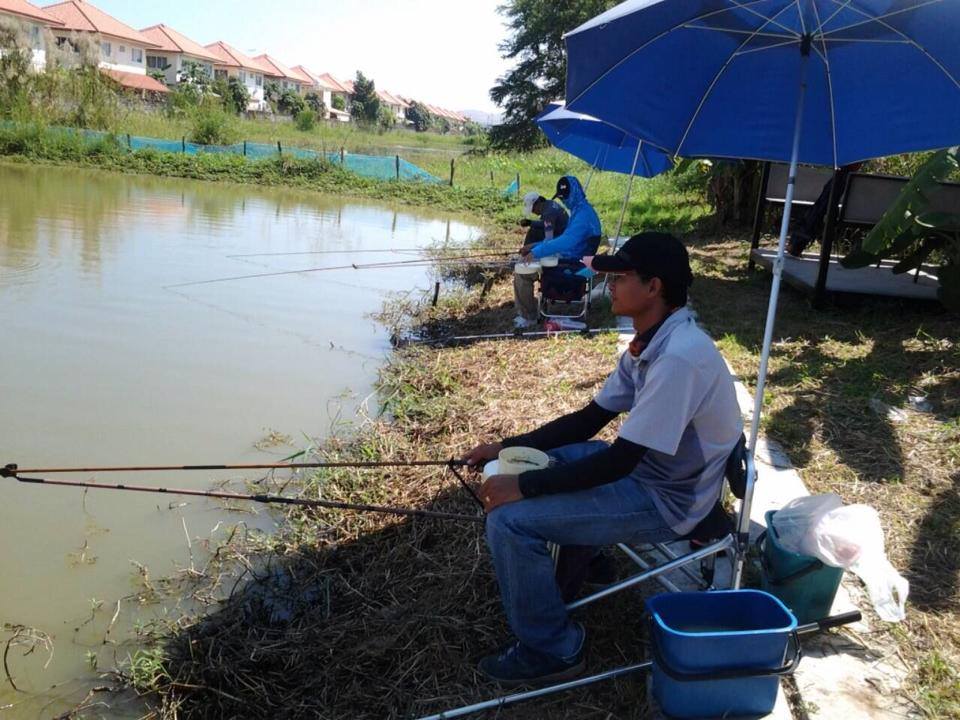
[840,172,960,227]
[764,163,835,205]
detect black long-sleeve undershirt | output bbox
[501,401,648,498]
[502,400,616,452]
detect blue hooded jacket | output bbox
[530,175,602,261]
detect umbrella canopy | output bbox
[563,0,960,465]
[565,0,960,167]
[535,102,673,177]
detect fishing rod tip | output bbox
[1,463,17,478]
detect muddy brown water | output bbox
[0,163,480,718]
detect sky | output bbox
[84,0,513,114]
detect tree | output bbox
[216,76,250,114]
[264,80,281,109]
[406,101,432,132]
[278,88,305,116]
[349,71,380,125]
[304,91,326,118]
[331,94,346,111]
[489,0,617,150]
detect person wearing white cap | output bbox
[519,191,568,248]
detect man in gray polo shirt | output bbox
[463,232,743,687]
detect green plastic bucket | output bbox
[759,510,843,624]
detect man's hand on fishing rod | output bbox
[479,474,522,512]
[462,442,502,470]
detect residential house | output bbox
[204,40,267,111]
[0,0,63,71]
[139,24,219,87]
[44,0,170,95]
[291,66,349,121]
[377,89,409,124]
[319,73,350,116]
[254,53,309,96]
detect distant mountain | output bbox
[460,109,502,126]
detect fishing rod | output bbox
[166,252,516,290]
[1,461,484,524]
[227,248,429,259]
[400,326,622,347]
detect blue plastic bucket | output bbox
[646,590,799,718]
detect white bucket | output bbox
[498,446,550,474]
[514,261,541,275]
[540,255,560,268]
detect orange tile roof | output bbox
[253,53,306,83]
[291,64,318,84]
[43,1,159,46]
[101,67,168,93]
[317,73,348,93]
[0,0,63,25]
[140,24,219,63]
[204,40,267,72]
[287,64,314,85]
[339,78,355,94]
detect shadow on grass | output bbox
[156,484,651,720]
[688,236,956,487]
[907,471,960,612]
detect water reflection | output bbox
[0,162,480,718]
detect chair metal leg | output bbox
[617,543,682,593]
[567,535,736,610]
[415,661,652,720]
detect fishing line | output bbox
[165,252,516,290]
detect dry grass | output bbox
[126,231,958,719]
[688,233,960,718]
[128,276,649,720]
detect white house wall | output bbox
[146,53,213,85]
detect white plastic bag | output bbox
[809,505,909,622]
[770,493,843,555]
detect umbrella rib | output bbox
[818,0,858,30]
[825,0,960,91]
[681,25,796,40]
[728,0,801,36]
[822,0,944,36]
[809,0,840,168]
[565,0,775,112]
[677,2,800,156]
[734,38,804,55]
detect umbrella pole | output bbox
[613,142,642,243]
[748,41,812,455]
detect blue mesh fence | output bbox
[0,122,441,183]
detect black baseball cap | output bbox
[591,232,694,304]
[552,176,571,200]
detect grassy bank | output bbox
[120,235,959,719]
[0,122,514,222]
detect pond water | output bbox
[0,163,480,718]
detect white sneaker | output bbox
[513,316,536,329]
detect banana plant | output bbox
[842,147,960,311]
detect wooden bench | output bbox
[750,162,960,305]
[749,162,835,268]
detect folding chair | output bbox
[536,235,603,321]
[568,433,755,610]
[416,436,757,720]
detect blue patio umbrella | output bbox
[564,0,960,467]
[535,102,672,177]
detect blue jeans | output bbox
[485,441,681,659]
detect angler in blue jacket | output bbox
[513,176,602,328]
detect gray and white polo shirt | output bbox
[594,308,743,535]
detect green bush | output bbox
[295,109,317,132]
[190,104,237,146]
